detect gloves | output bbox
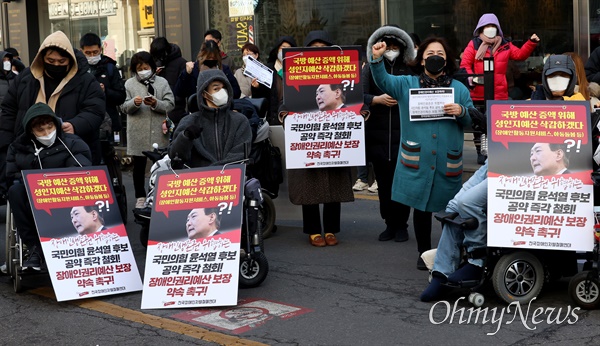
[183,124,203,139]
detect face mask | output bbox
[36,129,57,147]
[86,55,101,66]
[383,49,400,61]
[242,55,250,65]
[206,88,228,107]
[137,69,153,80]
[483,27,497,39]
[547,75,570,92]
[277,50,283,62]
[3,61,11,71]
[424,55,446,75]
[44,63,69,79]
[203,60,218,68]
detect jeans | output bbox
[433,161,488,277]
[357,165,369,183]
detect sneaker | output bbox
[352,179,368,191]
[416,256,428,271]
[135,197,146,209]
[23,248,42,271]
[367,180,378,193]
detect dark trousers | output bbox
[413,209,432,254]
[372,159,410,230]
[8,183,40,248]
[133,155,147,198]
[302,203,341,234]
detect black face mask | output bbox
[44,63,69,79]
[424,55,446,75]
[203,60,218,68]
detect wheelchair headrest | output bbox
[187,93,199,113]
[246,98,268,118]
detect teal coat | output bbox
[370,58,473,212]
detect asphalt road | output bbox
[0,141,599,345]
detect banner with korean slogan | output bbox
[281,46,365,169]
[487,100,594,251]
[141,165,245,309]
[23,166,142,301]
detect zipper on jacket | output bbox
[214,110,222,161]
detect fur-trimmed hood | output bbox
[367,26,415,63]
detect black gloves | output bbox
[183,124,203,139]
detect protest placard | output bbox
[141,165,245,309]
[487,100,594,251]
[281,46,365,169]
[23,166,142,301]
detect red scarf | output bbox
[475,33,502,60]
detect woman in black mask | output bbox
[174,40,241,100]
[370,36,474,270]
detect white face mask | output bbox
[242,55,250,65]
[547,75,570,92]
[3,61,11,71]
[277,50,283,62]
[483,27,497,39]
[86,55,101,66]
[36,129,57,147]
[383,49,400,61]
[207,88,228,107]
[137,69,153,80]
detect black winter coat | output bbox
[0,53,105,156]
[156,43,188,124]
[88,55,126,131]
[6,132,92,184]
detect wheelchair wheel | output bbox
[493,251,544,304]
[13,273,22,293]
[568,271,600,310]
[239,252,269,288]
[258,193,276,239]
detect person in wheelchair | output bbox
[169,69,252,167]
[6,103,92,270]
[420,161,488,302]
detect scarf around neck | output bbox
[136,72,156,95]
[475,33,502,60]
[419,72,452,88]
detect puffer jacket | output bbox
[169,69,252,167]
[363,25,416,162]
[6,103,92,184]
[0,31,105,159]
[0,51,17,106]
[460,15,537,101]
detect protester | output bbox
[460,13,539,164]
[363,25,417,242]
[79,33,126,140]
[174,40,241,100]
[0,30,105,175]
[121,51,174,209]
[562,52,600,107]
[0,50,17,106]
[234,43,270,100]
[204,29,234,70]
[150,37,188,125]
[169,69,251,167]
[266,35,297,124]
[371,36,473,268]
[584,45,600,85]
[283,32,354,247]
[531,55,585,101]
[6,103,92,270]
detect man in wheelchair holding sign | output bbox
[6,103,92,270]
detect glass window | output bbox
[207,0,381,68]
[41,0,154,79]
